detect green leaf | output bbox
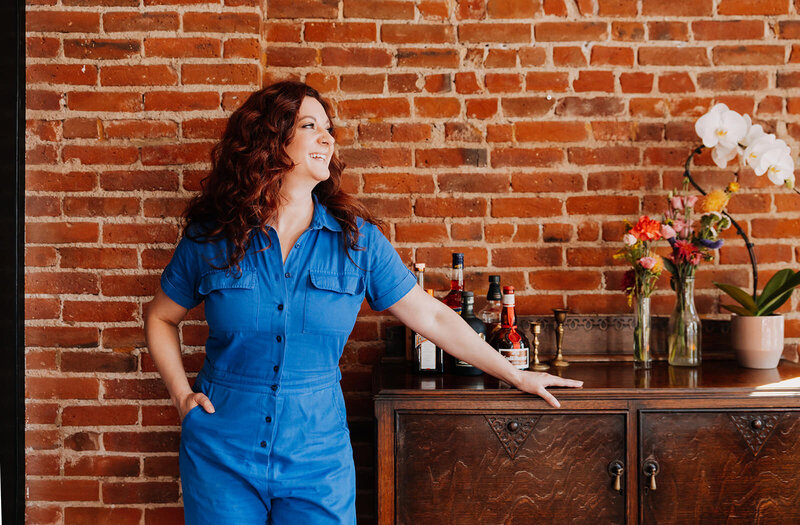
[714,282,757,313]
[755,271,800,316]
[721,304,754,316]
[757,289,794,316]
[758,269,793,307]
[662,257,677,276]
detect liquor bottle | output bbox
[442,253,464,314]
[413,262,425,288]
[492,285,530,370]
[450,291,485,376]
[478,275,502,342]
[414,289,444,374]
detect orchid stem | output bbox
[683,145,758,301]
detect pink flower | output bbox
[672,218,686,235]
[623,233,637,246]
[638,257,656,270]
[685,195,698,208]
[661,224,676,240]
[671,196,684,210]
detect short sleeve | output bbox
[160,235,203,310]
[364,223,417,311]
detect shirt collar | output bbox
[310,193,343,232]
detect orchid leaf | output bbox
[662,257,677,277]
[756,289,794,317]
[714,282,757,313]
[721,304,753,316]
[754,271,800,316]
[757,269,793,308]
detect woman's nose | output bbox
[319,129,334,145]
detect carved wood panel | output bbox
[395,413,626,525]
[640,411,800,524]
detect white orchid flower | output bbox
[740,115,766,149]
[784,172,795,190]
[743,134,781,175]
[711,145,738,168]
[761,149,794,185]
[695,103,747,151]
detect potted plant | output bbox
[714,269,800,368]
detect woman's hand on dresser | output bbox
[178,391,216,422]
[513,371,583,409]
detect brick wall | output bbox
[25,0,800,523]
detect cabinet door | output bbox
[640,410,800,524]
[395,412,626,525]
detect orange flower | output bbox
[699,190,728,213]
[630,215,662,242]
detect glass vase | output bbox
[633,295,652,369]
[668,275,701,366]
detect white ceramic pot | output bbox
[730,314,785,369]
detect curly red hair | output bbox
[181,81,382,271]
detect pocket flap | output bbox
[309,271,363,295]
[199,268,257,295]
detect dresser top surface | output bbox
[374,360,800,398]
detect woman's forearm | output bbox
[416,302,522,386]
[143,314,193,407]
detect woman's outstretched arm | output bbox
[144,288,215,420]
[387,286,583,408]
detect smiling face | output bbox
[284,96,336,185]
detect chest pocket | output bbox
[303,270,365,335]
[199,268,259,330]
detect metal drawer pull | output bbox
[643,460,659,490]
[608,461,624,493]
[506,420,519,432]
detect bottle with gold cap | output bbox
[414,288,443,374]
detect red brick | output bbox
[598,0,637,15]
[501,97,554,117]
[27,377,99,400]
[553,46,587,66]
[418,0,449,20]
[103,12,179,32]
[100,169,177,191]
[343,0,415,19]
[360,197,412,218]
[515,121,588,142]
[444,122,482,142]
[141,142,213,166]
[535,22,607,42]
[460,23,532,43]
[415,197,487,217]
[27,11,100,32]
[487,0,540,17]
[306,22,376,43]
[103,482,179,504]
[543,0,567,14]
[382,24,454,44]
[455,72,482,94]
[568,146,639,165]
[573,71,615,92]
[485,73,523,93]
[567,247,624,266]
[145,37,220,58]
[519,47,547,67]
[27,453,60,476]
[639,47,709,66]
[102,64,178,87]
[451,222,483,241]
[62,405,139,426]
[64,507,142,524]
[144,91,220,111]
[65,456,140,477]
[181,64,259,85]
[492,148,563,167]
[439,173,510,193]
[27,64,97,85]
[102,223,176,244]
[713,46,785,66]
[540,223,572,243]
[27,36,60,57]
[67,92,142,112]
[693,20,765,40]
[696,71,768,91]
[182,12,259,33]
[591,46,634,66]
[267,0,338,17]
[322,47,391,67]
[491,197,562,217]
[642,0,712,15]
[64,39,140,60]
[525,72,569,92]
[555,96,624,116]
[363,173,434,193]
[492,247,562,267]
[27,90,61,111]
[485,49,517,68]
[395,223,449,243]
[396,48,459,68]
[26,222,99,244]
[27,480,99,502]
[104,119,178,139]
[620,72,654,93]
[466,98,497,119]
[416,148,487,168]
[566,195,639,215]
[532,270,601,290]
[658,72,695,93]
[415,97,460,118]
[648,21,689,41]
[718,0,789,15]
[223,38,259,59]
[751,219,800,239]
[340,148,411,168]
[511,172,584,192]
[568,294,630,314]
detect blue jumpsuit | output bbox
[160,196,416,524]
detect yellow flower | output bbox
[652,255,664,274]
[726,181,740,193]
[699,189,728,213]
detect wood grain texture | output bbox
[640,411,800,524]
[396,413,626,524]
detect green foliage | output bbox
[714,269,800,316]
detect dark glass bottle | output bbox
[414,288,444,374]
[491,285,530,370]
[450,291,485,376]
[442,253,464,314]
[478,275,502,343]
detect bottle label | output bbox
[500,346,529,369]
[418,339,436,370]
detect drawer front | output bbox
[396,412,626,525]
[640,410,800,524]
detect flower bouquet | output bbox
[616,216,664,368]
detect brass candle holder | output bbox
[530,322,549,371]
[551,308,570,367]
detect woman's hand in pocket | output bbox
[179,391,215,422]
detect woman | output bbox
[143,81,583,524]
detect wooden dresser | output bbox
[374,360,800,524]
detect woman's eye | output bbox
[302,123,314,129]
